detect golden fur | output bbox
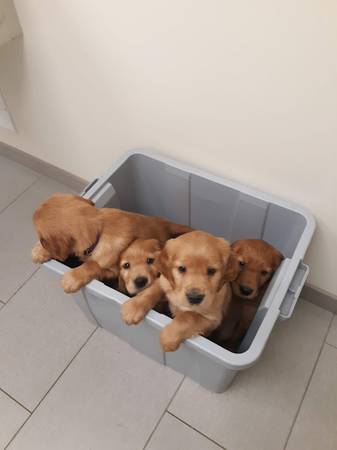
[231,239,283,300]
[118,239,162,295]
[32,194,192,293]
[121,231,239,352]
[212,239,283,350]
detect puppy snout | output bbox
[186,290,205,305]
[239,284,253,296]
[134,276,148,289]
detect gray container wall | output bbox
[44,150,315,392]
[102,154,307,258]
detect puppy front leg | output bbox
[160,311,215,352]
[121,279,163,325]
[62,260,104,293]
[31,242,51,264]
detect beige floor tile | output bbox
[326,315,337,348]
[7,329,183,450]
[0,156,38,213]
[286,344,337,450]
[169,300,331,450]
[0,269,95,410]
[0,176,72,303]
[146,413,223,450]
[0,390,29,448]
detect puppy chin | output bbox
[125,287,137,297]
[125,285,147,297]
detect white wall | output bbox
[0,0,336,297]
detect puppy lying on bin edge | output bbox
[121,231,239,352]
[31,194,192,293]
[211,239,283,350]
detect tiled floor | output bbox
[0,154,336,450]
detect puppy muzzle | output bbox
[134,276,148,289]
[186,290,205,305]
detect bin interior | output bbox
[63,153,308,354]
[105,154,307,258]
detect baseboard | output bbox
[0,142,88,192]
[301,283,337,314]
[1,140,336,314]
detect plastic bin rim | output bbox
[44,148,316,371]
[84,148,316,234]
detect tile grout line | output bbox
[283,313,335,450]
[142,376,186,450]
[0,388,32,414]
[325,341,337,351]
[0,175,41,305]
[0,177,41,216]
[167,411,227,450]
[324,313,335,346]
[1,267,40,307]
[4,326,99,449]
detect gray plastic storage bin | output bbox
[44,150,315,392]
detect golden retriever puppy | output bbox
[231,239,283,300]
[212,239,283,350]
[118,239,162,296]
[31,194,192,293]
[121,231,239,352]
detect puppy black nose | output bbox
[186,291,205,305]
[134,276,148,288]
[239,285,253,296]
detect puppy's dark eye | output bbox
[122,262,130,269]
[261,270,269,276]
[178,265,186,273]
[239,261,245,267]
[207,267,217,276]
[146,257,155,265]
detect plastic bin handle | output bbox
[81,178,98,195]
[279,261,309,320]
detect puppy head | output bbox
[119,239,162,295]
[33,194,101,262]
[231,239,283,299]
[158,231,239,313]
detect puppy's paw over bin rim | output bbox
[43,149,315,392]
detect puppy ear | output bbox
[217,238,240,290]
[154,240,164,260]
[158,247,175,287]
[147,239,164,252]
[156,240,164,250]
[223,251,240,283]
[271,248,284,271]
[230,240,241,254]
[40,233,73,261]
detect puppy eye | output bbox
[239,261,245,267]
[207,267,217,276]
[178,265,186,273]
[146,257,155,265]
[122,262,130,269]
[261,270,269,276]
